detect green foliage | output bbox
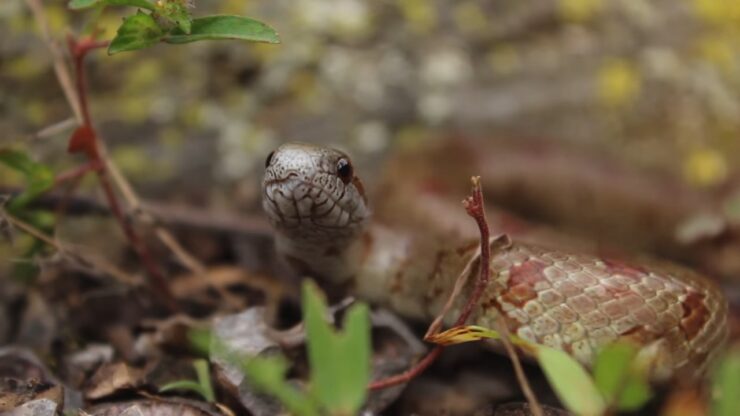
[712,348,740,416]
[156,1,192,33]
[109,13,279,55]
[187,327,213,357]
[592,342,650,411]
[68,0,156,11]
[537,342,652,414]
[0,148,54,212]
[538,345,606,416]
[242,355,320,416]
[427,325,653,415]
[235,281,371,415]
[69,0,280,55]
[303,280,371,415]
[165,16,280,45]
[160,359,215,402]
[108,12,165,55]
[0,149,56,282]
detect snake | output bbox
[262,142,728,381]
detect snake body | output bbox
[262,143,728,381]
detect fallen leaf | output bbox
[84,362,146,400]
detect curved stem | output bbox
[66,35,178,312]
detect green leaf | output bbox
[303,280,370,415]
[68,0,100,9]
[593,343,637,402]
[242,355,320,416]
[616,379,651,411]
[187,327,212,357]
[108,11,166,55]
[593,342,650,411]
[537,346,606,416]
[165,15,280,45]
[157,2,192,34]
[193,359,215,402]
[0,148,54,211]
[712,348,740,416]
[160,380,210,400]
[160,360,214,402]
[69,0,156,11]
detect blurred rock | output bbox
[5,398,59,416]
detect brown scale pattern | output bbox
[471,242,728,380]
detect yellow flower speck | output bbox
[684,148,728,187]
[597,59,641,108]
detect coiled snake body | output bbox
[262,143,728,381]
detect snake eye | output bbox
[265,151,275,168]
[336,158,353,184]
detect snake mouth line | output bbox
[263,177,361,230]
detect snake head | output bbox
[262,143,370,246]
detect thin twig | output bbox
[31,117,78,141]
[24,1,201,308]
[2,209,141,286]
[424,246,481,339]
[368,176,493,390]
[424,235,503,339]
[369,177,545,416]
[103,151,208,275]
[368,346,444,390]
[455,176,491,324]
[54,161,100,187]
[493,318,544,415]
[0,186,273,237]
[23,0,82,124]
[65,35,179,312]
[460,177,544,416]
[102,147,231,303]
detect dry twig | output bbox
[23,1,207,310]
[369,177,545,416]
[460,177,544,416]
[31,117,78,141]
[1,208,141,286]
[23,0,82,123]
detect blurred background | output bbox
[2,0,740,279]
[2,0,739,187]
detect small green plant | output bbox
[68,0,279,55]
[712,348,740,416]
[2,0,282,304]
[221,281,371,416]
[0,149,56,281]
[428,325,652,415]
[0,149,54,213]
[539,342,650,415]
[160,359,215,402]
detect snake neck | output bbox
[275,220,476,321]
[273,225,368,284]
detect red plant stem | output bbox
[68,37,107,130]
[66,35,178,312]
[368,346,443,390]
[454,177,490,326]
[54,161,100,187]
[368,177,490,390]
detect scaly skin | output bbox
[262,142,728,381]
